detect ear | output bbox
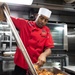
[35,14,38,19]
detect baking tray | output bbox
[27,67,70,75]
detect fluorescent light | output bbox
[0,0,33,5]
[55,27,64,31]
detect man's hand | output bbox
[0,2,10,21]
[36,53,46,67]
[36,48,51,67]
[0,2,4,7]
[0,2,8,9]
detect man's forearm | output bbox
[43,48,51,57]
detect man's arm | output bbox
[43,48,51,57]
[0,3,26,30]
[37,48,51,66]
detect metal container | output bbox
[44,61,61,69]
[27,67,70,75]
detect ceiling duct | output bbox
[64,0,75,3]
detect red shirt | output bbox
[11,17,54,70]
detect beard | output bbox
[36,22,44,28]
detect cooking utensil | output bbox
[3,6,38,75]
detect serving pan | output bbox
[27,67,70,75]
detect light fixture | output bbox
[0,0,33,5]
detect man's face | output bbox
[36,15,49,28]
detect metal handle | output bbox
[3,6,38,75]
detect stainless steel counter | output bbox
[64,66,75,74]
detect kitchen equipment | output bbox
[2,43,6,50]
[2,60,15,71]
[3,51,15,56]
[52,62,61,69]
[44,61,61,69]
[47,23,68,50]
[3,6,38,75]
[27,67,70,75]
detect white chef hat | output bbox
[38,7,52,18]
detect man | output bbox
[0,3,54,75]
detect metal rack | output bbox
[0,21,17,53]
[0,23,12,52]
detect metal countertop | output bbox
[64,66,75,74]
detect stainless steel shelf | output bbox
[0,24,16,52]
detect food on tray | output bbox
[34,64,64,75]
[38,69,54,75]
[56,73,64,75]
[34,65,54,75]
[34,64,39,71]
